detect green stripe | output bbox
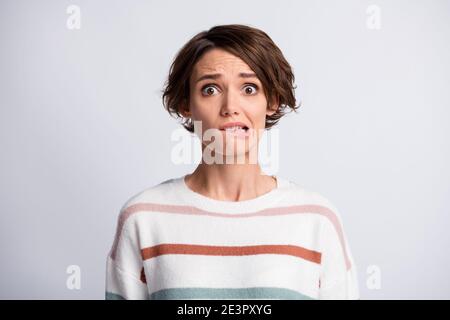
[105,291,126,300]
[150,287,314,300]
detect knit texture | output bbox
[105,175,359,300]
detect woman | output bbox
[105,24,359,300]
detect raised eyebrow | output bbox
[238,72,258,79]
[195,72,258,83]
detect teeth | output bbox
[225,126,245,131]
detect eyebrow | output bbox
[195,72,258,83]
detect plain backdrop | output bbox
[0,0,449,299]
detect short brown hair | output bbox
[162,24,300,132]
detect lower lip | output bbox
[220,128,250,139]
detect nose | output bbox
[220,88,241,116]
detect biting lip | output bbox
[219,122,250,131]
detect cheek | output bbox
[250,100,269,127]
[189,99,217,126]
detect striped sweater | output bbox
[105,175,359,300]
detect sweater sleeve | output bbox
[318,203,360,300]
[105,208,149,300]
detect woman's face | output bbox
[185,48,277,159]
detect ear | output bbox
[266,95,279,116]
[180,99,191,117]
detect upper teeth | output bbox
[225,126,245,131]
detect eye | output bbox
[243,84,258,95]
[201,84,219,96]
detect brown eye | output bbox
[201,85,218,96]
[243,84,258,95]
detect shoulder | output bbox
[112,176,180,232]
[279,177,343,214]
[118,177,177,212]
[281,178,355,269]
[278,177,348,231]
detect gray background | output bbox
[1,0,449,299]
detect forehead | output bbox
[192,48,253,75]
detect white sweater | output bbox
[105,175,359,300]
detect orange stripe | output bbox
[141,243,321,264]
[109,203,350,270]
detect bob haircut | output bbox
[162,24,300,133]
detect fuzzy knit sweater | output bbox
[105,175,359,300]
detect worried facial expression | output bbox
[183,48,278,158]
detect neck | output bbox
[185,161,276,202]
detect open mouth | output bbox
[219,125,249,132]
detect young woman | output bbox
[106,24,359,300]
